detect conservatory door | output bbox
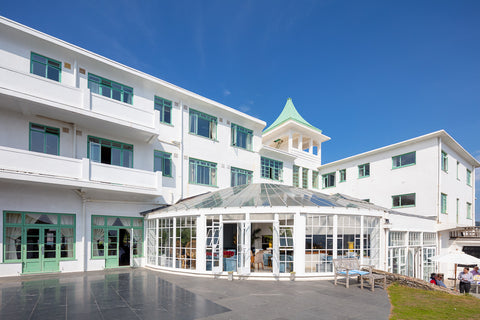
[24,227,59,274]
[206,221,222,273]
[236,222,251,275]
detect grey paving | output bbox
[0,268,391,319]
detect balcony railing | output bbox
[450,227,480,239]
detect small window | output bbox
[302,168,309,189]
[441,151,448,172]
[467,169,472,186]
[441,193,447,214]
[312,171,319,189]
[293,165,300,187]
[392,193,416,208]
[322,172,335,188]
[154,151,172,177]
[456,161,460,180]
[339,169,346,182]
[358,163,370,178]
[189,158,217,186]
[231,167,253,187]
[154,96,172,124]
[29,123,60,155]
[392,152,416,169]
[88,73,133,104]
[467,202,472,219]
[231,123,253,150]
[189,109,217,140]
[261,157,283,181]
[88,136,133,168]
[30,52,61,82]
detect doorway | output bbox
[24,227,60,274]
[105,228,131,268]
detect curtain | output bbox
[5,213,22,260]
[132,229,143,256]
[92,228,105,257]
[61,228,74,258]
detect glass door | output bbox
[236,222,251,275]
[23,227,59,274]
[105,229,119,268]
[206,219,222,273]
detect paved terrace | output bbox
[0,268,390,320]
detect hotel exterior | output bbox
[0,16,478,281]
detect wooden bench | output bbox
[333,258,386,291]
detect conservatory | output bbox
[143,183,388,279]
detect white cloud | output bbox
[223,89,231,96]
[239,105,251,113]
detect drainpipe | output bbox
[72,123,77,158]
[180,100,185,201]
[436,137,441,223]
[82,196,87,271]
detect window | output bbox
[293,165,300,187]
[358,163,370,178]
[456,161,460,180]
[441,151,448,172]
[392,193,416,208]
[231,123,253,150]
[30,52,61,82]
[154,150,172,177]
[189,109,217,140]
[312,171,319,189]
[189,158,217,186]
[29,123,60,155]
[441,193,447,214]
[339,169,346,182]
[154,96,172,124]
[88,73,133,104]
[261,157,283,181]
[322,172,335,188]
[231,167,253,187]
[392,152,416,169]
[88,136,133,168]
[302,168,309,188]
[467,202,472,219]
[467,169,472,186]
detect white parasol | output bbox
[430,250,480,288]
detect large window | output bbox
[154,96,172,124]
[189,158,217,186]
[88,74,133,104]
[441,193,447,214]
[189,109,217,140]
[467,169,472,186]
[358,163,370,178]
[176,217,197,270]
[279,214,294,273]
[30,52,61,82]
[392,152,416,169]
[305,215,334,273]
[467,202,472,219]
[392,193,416,208]
[293,165,300,187]
[231,167,253,187]
[154,150,172,177]
[231,123,253,150]
[88,136,133,168]
[339,169,346,182]
[158,218,174,267]
[322,172,335,189]
[302,168,309,189]
[312,171,319,189]
[441,151,448,172]
[29,123,60,155]
[337,215,361,259]
[261,157,283,181]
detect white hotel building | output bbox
[0,16,478,280]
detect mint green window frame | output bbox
[392,193,416,208]
[358,163,370,178]
[441,151,448,172]
[339,169,346,182]
[29,123,60,156]
[88,73,133,104]
[312,171,319,189]
[302,168,309,189]
[392,152,416,169]
[322,172,335,189]
[3,211,76,262]
[91,215,144,259]
[231,123,253,150]
[467,169,472,186]
[154,96,172,124]
[30,52,61,82]
[154,150,172,177]
[261,157,283,181]
[189,158,217,186]
[231,167,253,187]
[441,193,447,214]
[87,136,133,168]
[293,165,300,187]
[189,109,217,140]
[467,202,472,219]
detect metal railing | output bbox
[449,227,480,239]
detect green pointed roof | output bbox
[263,98,322,133]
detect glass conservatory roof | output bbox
[147,183,393,214]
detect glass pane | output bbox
[123,92,132,104]
[26,228,40,259]
[101,86,111,98]
[47,66,60,82]
[154,156,162,172]
[31,61,45,77]
[25,213,42,224]
[197,117,210,138]
[112,89,121,101]
[90,142,101,162]
[164,159,171,176]
[60,228,74,258]
[44,229,57,258]
[122,150,132,168]
[111,148,121,166]
[46,133,59,155]
[132,218,143,227]
[5,213,22,224]
[92,228,105,257]
[5,226,22,260]
[32,54,47,63]
[108,230,118,256]
[30,130,44,153]
[61,215,74,225]
[89,82,100,94]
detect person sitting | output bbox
[434,274,447,288]
[458,267,474,294]
[429,273,437,285]
[471,266,480,277]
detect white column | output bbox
[360,216,364,265]
[196,214,206,272]
[333,215,338,259]
[288,131,293,153]
[309,139,313,154]
[294,211,305,275]
[298,134,303,150]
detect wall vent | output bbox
[79,68,86,75]
[76,130,83,136]
[62,127,70,133]
[174,102,179,107]
[183,105,188,110]
[227,120,231,125]
[64,62,71,69]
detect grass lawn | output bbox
[388,283,480,320]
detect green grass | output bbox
[388,283,480,320]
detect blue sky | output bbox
[2,1,480,217]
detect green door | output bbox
[23,227,59,274]
[105,229,119,268]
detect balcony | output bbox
[0,146,162,196]
[0,66,159,142]
[450,227,480,239]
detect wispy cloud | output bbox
[223,89,231,96]
[239,105,251,113]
